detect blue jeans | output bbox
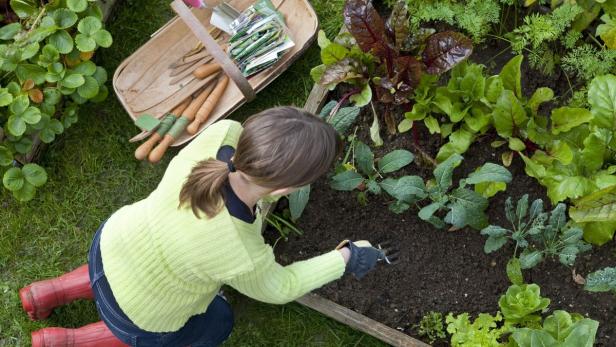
[88,224,234,346]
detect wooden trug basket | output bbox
[112,0,318,146]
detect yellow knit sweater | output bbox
[100,120,345,332]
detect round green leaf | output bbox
[10,0,38,18]
[10,95,29,115]
[0,23,23,40]
[77,75,99,99]
[62,73,85,88]
[7,81,20,96]
[49,118,64,134]
[67,0,88,12]
[71,91,87,104]
[92,66,107,85]
[21,42,40,60]
[0,146,13,166]
[82,4,103,20]
[13,181,36,201]
[14,137,33,154]
[90,84,108,103]
[92,29,112,48]
[72,60,96,76]
[75,33,96,52]
[3,167,24,191]
[16,64,46,84]
[8,115,26,136]
[43,87,62,105]
[21,106,42,124]
[52,9,78,29]
[0,88,14,106]
[39,44,60,66]
[77,16,102,35]
[48,30,74,54]
[22,163,47,187]
[40,128,55,143]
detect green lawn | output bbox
[0,0,386,346]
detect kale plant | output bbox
[481,194,592,270]
[416,311,446,344]
[584,266,616,295]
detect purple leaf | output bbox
[344,0,387,55]
[319,58,363,86]
[386,1,409,51]
[422,31,473,74]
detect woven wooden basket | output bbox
[112,0,318,146]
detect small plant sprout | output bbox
[415,311,446,344]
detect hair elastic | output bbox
[227,161,236,173]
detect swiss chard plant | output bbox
[447,283,599,346]
[311,0,472,134]
[0,0,111,201]
[481,194,592,271]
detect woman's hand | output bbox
[336,240,385,279]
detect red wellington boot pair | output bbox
[20,264,128,347]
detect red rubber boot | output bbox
[20,264,94,320]
[31,321,129,347]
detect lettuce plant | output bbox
[447,283,599,346]
[311,0,472,109]
[498,284,550,326]
[481,194,591,270]
[0,0,111,201]
[512,310,599,347]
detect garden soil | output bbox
[267,43,616,346]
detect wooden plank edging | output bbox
[297,293,430,347]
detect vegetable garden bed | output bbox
[265,1,616,345]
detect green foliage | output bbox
[561,44,616,82]
[415,311,446,344]
[512,311,599,347]
[388,154,510,229]
[584,266,616,294]
[330,137,414,204]
[447,283,599,346]
[498,283,550,325]
[403,0,501,43]
[312,0,472,108]
[481,195,592,270]
[0,0,111,201]
[319,100,361,136]
[446,312,505,347]
[506,4,582,75]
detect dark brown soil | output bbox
[267,42,616,346]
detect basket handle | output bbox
[171,0,256,102]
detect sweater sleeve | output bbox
[224,246,346,304]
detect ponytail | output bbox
[179,158,230,218]
[179,106,339,219]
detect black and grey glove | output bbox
[336,240,386,279]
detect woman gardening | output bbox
[19,107,389,347]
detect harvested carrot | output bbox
[193,63,221,79]
[148,84,216,164]
[134,97,191,161]
[186,75,229,135]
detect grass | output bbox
[0,0,387,346]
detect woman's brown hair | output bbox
[179,106,340,218]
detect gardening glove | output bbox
[336,240,386,279]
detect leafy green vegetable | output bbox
[498,283,550,324]
[584,266,616,294]
[446,312,505,347]
[481,195,591,270]
[512,311,598,347]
